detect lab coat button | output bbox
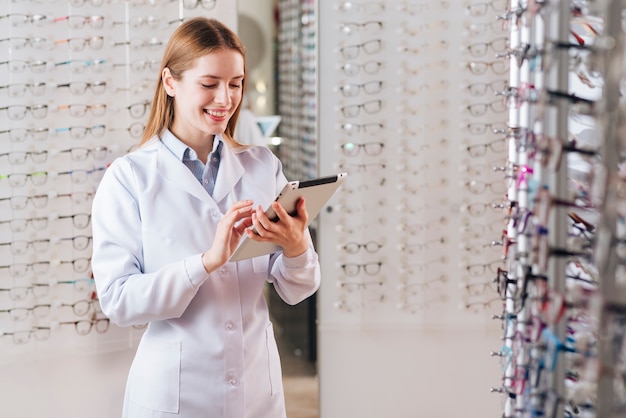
[225,321,234,330]
[228,378,239,387]
[212,211,220,218]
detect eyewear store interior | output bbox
[0,0,622,417]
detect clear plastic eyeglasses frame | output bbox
[55,125,106,140]
[0,82,46,97]
[57,314,110,336]
[0,36,50,50]
[0,150,48,164]
[182,0,217,9]
[55,81,107,95]
[0,304,51,321]
[336,1,385,14]
[340,241,384,254]
[56,104,107,118]
[54,36,104,51]
[339,39,382,60]
[0,104,48,120]
[0,194,49,210]
[57,146,110,161]
[0,59,48,73]
[0,239,51,255]
[0,283,50,299]
[1,328,50,344]
[54,15,105,30]
[0,13,48,27]
[0,171,48,188]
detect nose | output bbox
[214,83,231,106]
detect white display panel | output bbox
[316,2,510,327]
[312,1,509,416]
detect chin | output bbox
[210,120,229,131]
[202,125,227,136]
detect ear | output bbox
[162,67,176,97]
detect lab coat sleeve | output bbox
[268,239,321,305]
[266,152,321,305]
[91,157,209,327]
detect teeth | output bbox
[206,110,228,117]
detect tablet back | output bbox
[229,173,347,261]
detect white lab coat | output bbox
[91,131,321,418]
[235,108,266,146]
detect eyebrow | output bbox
[199,74,245,80]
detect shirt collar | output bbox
[160,130,223,162]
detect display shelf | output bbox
[0,0,236,358]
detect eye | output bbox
[229,83,242,89]
[201,84,216,89]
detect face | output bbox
[163,49,244,146]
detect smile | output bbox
[205,109,228,117]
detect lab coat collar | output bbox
[212,138,245,203]
[154,131,244,206]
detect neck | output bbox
[172,130,215,164]
[194,138,214,164]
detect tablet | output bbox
[229,173,347,262]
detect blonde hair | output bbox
[139,17,246,148]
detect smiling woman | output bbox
[91,15,321,418]
[161,49,245,162]
[139,17,247,159]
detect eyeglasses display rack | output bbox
[0,0,237,358]
[492,0,626,417]
[276,0,317,181]
[587,1,626,416]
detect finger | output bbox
[270,201,290,222]
[234,205,254,220]
[235,217,253,234]
[295,197,308,221]
[253,204,274,232]
[275,198,307,228]
[252,211,278,239]
[226,201,254,223]
[228,199,254,214]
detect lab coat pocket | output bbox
[265,323,283,396]
[129,337,182,413]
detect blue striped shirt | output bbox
[161,131,222,196]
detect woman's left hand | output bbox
[247,198,309,258]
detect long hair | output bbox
[139,17,246,148]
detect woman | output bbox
[91,17,321,418]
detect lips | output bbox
[204,109,229,118]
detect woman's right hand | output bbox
[201,200,254,273]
